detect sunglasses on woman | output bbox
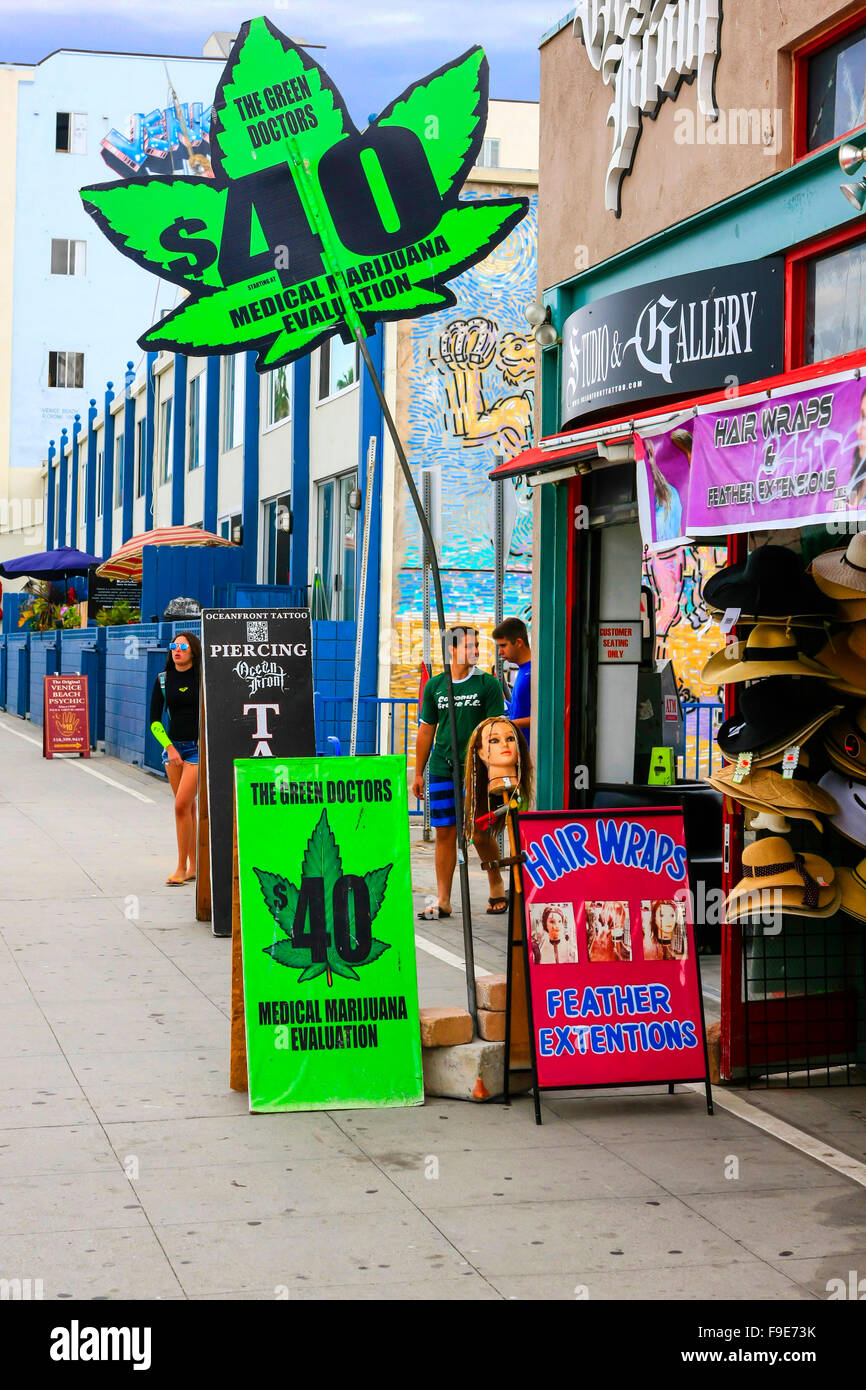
[169,641,190,652]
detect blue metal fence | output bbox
[28,633,58,726]
[315,695,423,815]
[212,583,308,609]
[678,701,724,781]
[6,634,29,717]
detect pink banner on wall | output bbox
[687,375,866,535]
[634,372,866,547]
[516,809,709,1090]
[634,413,695,551]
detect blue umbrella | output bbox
[0,547,104,581]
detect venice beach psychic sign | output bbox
[43,675,90,759]
[234,755,423,1112]
[79,16,527,371]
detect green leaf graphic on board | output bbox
[79,16,528,372]
[80,180,228,290]
[376,47,486,197]
[256,810,392,986]
[212,17,350,180]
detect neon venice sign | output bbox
[573,0,722,216]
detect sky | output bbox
[0,0,566,114]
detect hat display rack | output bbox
[700,538,866,1083]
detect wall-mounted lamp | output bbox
[524,300,559,348]
[839,142,866,208]
[231,522,243,544]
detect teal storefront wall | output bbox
[534,136,865,807]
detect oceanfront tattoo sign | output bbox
[561,259,784,428]
[573,0,723,216]
[80,16,528,371]
[202,609,315,938]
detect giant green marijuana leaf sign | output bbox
[80,16,528,371]
[255,810,392,986]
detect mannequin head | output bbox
[463,716,533,840]
[479,718,520,792]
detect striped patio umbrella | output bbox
[95,526,236,581]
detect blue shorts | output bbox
[162,739,199,766]
[428,774,463,828]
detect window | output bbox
[315,472,357,621]
[135,419,145,498]
[187,373,205,469]
[79,461,86,527]
[262,493,292,585]
[114,431,124,508]
[48,351,83,388]
[50,239,86,275]
[317,338,358,400]
[803,235,866,365]
[265,363,292,427]
[804,21,866,154]
[477,137,500,168]
[222,354,245,450]
[159,397,173,482]
[56,112,87,154]
[219,512,243,545]
[96,449,103,517]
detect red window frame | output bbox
[786,219,866,369]
[794,9,866,161]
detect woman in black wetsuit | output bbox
[149,631,202,886]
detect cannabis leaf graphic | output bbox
[79,16,527,372]
[255,810,392,986]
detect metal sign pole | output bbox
[493,458,505,686]
[285,134,477,1024]
[350,434,377,757]
[354,332,477,1022]
[421,468,432,842]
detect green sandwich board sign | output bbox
[80,16,527,371]
[234,755,423,1111]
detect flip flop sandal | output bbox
[486,897,509,915]
[165,875,186,886]
[417,907,452,920]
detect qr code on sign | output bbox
[246,621,268,642]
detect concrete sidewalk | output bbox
[0,710,864,1301]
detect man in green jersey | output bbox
[413,626,507,919]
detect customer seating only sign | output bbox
[234,755,423,1112]
[515,808,712,1111]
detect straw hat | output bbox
[834,596,866,624]
[836,858,866,923]
[815,624,866,695]
[707,766,839,833]
[824,705,866,777]
[702,624,832,684]
[725,836,840,920]
[702,545,831,622]
[809,533,866,598]
[716,676,841,758]
[817,771,866,847]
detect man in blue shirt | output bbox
[493,617,531,732]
